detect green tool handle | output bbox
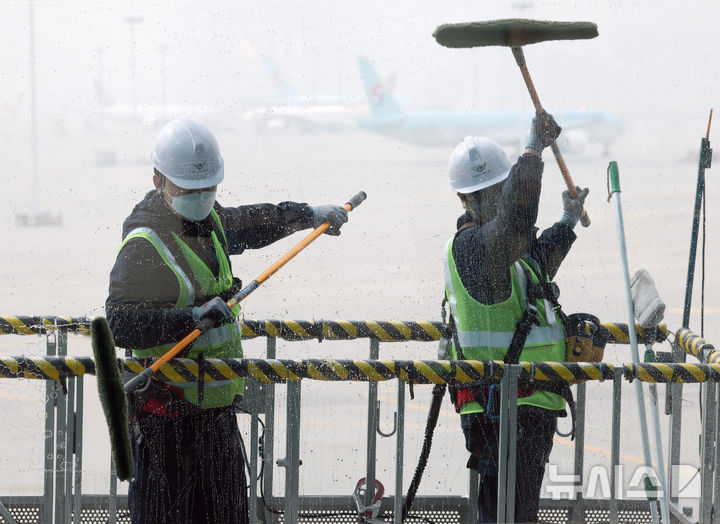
[608,161,621,194]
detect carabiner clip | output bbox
[485,383,501,421]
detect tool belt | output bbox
[563,313,609,385]
[564,312,609,362]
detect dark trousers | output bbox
[128,404,249,524]
[461,406,557,523]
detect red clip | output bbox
[353,477,385,523]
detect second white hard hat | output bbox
[151,117,224,189]
[448,136,511,194]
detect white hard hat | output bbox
[151,117,224,189]
[448,136,511,194]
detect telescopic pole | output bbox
[608,162,661,524]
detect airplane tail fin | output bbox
[262,56,301,104]
[357,56,403,119]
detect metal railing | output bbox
[0,316,717,523]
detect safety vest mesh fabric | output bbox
[117,209,243,408]
[443,236,566,414]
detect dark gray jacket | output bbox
[452,153,576,305]
[106,190,314,350]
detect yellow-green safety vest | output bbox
[117,209,243,408]
[443,235,566,414]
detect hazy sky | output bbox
[2,0,720,141]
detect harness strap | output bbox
[503,304,538,365]
[505,260,562,365]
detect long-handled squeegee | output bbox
[433,19,598,227]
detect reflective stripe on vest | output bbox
[453,261,564,348]
[443,236,566,414]
[117,211,243,408]
[120,227,195,307]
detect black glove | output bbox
[310,204,348,235]
[526,111,562,152]
[192,296,233,328]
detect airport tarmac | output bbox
[0,123,717,509]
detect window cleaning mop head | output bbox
[91,316,134,481]
[433,19,598,49]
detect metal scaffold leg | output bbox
[282,381,301,524]
[365,339,380,515]
[248,378,259,523]
[393,379,405,524]
[700,382,717,522]
[610,368,623,523]
[571,382,587,522]
[497,366,519,524]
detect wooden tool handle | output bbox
[512,46,590,227]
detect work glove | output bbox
[558,186,589,229]
[310,204,348,236]
[192,296,233,328]
[526,111,562,152]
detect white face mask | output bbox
[168,190,217,221]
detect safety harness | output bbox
[449,261,577,439]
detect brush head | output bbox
[91,316,134,481]
[433,19,598,48]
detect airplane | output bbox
[240,57,370,132]
[356,56,625,153]
[262,56,367,107]
[89,79,221,130]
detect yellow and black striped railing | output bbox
[0,316,92,336]
[605,323,668,345]
[2,356,719,385]
[239,319,446,341]
[676,328,718,364]
[0,315,668,345]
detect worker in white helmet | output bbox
[105,117,348,524]
[442,112,589,523]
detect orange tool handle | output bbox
[124,191,367,393]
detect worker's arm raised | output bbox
[453,153,544,304]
